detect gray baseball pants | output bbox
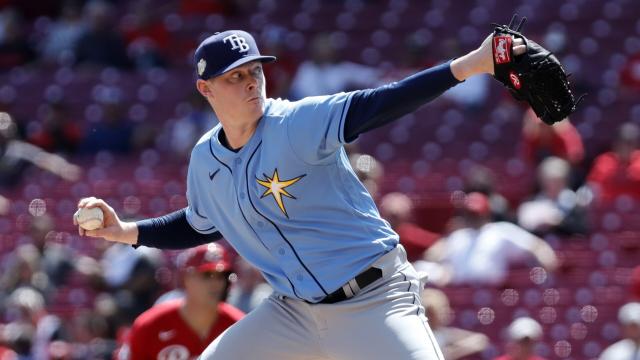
[200,245,444,360]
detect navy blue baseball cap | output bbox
[194,30,276,80]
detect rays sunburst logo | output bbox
[256,169,305,218]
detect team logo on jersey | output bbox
[223,34,250,53]
[157,345,189,360]
[256,169,305,218]
[158,329,175,341]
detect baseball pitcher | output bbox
[76,18,578,359]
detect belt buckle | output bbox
[324,267,382,304]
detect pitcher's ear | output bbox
[196,79,213,98]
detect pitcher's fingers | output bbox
[83,199,112,215]
[77,197,97,208]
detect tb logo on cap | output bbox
[223,34,250,53]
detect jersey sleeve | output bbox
[185,153,219,234]
[122,322,150,360]
[286,92,354,164]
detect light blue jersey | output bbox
[185,94,398,303]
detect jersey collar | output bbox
[208,101,271,167]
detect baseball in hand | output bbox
[74,207,104,231]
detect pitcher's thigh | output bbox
[199,296,328,360]
[332,305,443,360]
[326,266,444,360]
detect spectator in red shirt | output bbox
[117,244,244,359]
[0,343,17,360]
[620,53,640,91]
[179,0,237,17]
[521,108,584,167]
[464,165,512,222]
[121,0,170,69]
[380,192,440,263]
[494,317,548,360]
[28,101,82,154]
[260,27,298,99]
[587,122,640,203]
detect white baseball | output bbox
[74,207,104,231]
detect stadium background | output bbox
[0,0,639,359]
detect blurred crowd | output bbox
[1,0,639,359]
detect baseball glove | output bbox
[491,15,584,125]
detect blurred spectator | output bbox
[378,30,437,85]
[74,0,131,69]
[587,122,640,203]
[521,108,584,168]
[101,244,163,323]
[0,195,8,215]
[0,8,36,70]
[620,52,640,91]
[421,288,489,359]
[421,192,558,286]
[25,215,84,296]
[69,308,117,359]
[0,112,81,189]
[440,38,489,109]
[6,286,45,325]
[599,302,640,360]
[120,0,170,69]
[348,152,383,200]
[117,244,243,359]
[28,101,83,154]
[379,192,440,263]
[0,245,41,295]
[226,258,272,313]
[0,339,17,360]
[5,286,66,359]
[289,33,381,99]
[442,74,489,110]
[260,27,298,99]
[399,31,436,72]
[47,340,72,360]
[517,157,588,236]
[631,266,640,301]
[39,0,85,65]
[179,0,237,16]
[542,26,568,55]
[81,92,135,154]
[464,165,511,222]
[164,91,216,158]
[2,321,34,359]
[494,317,548,360]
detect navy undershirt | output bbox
[136,61,460,249]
